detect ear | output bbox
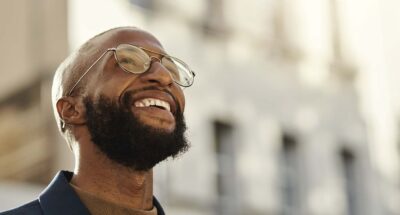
[56,96,87,125]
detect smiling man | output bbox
[1,27,195,215]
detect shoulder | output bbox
[0,200,42,215]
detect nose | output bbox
[140,57,174,87]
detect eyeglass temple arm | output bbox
[67,48,115,96]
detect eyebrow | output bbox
[136,45,168,56]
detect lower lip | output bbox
[132,106,175,122]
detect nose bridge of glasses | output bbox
[150,56,162,63]
[145,55,176,85]
[148,56,172,77]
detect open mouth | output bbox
[134,98,171,112]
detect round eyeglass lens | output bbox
[162,57,193,87]
[115,44,150,74]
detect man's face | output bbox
[85,29,186,133]
[81,29,189,170]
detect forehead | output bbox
[96,28,166,54]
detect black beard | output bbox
[84,92,189,171]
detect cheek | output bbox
[93,72,139,99]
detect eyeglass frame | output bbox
[67,44,196,96]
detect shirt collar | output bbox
[39,171,90,215]
[38,171,165,215]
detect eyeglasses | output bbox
[67,44,196,96]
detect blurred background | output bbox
[0,0,400,214]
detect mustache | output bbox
[121,86,182,115]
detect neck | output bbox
[70,139,154,210]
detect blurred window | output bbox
[202,0,226,36]
[213,121,238,215]
[340,149,359,215]
[281,133,302,215]
[328,0,356,80]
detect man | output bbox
[1,26,195,215]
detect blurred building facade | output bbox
[0,0,399,215]
[0,0,69,209]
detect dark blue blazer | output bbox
[0,171,165,215]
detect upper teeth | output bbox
[134,98,171,112]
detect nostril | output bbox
[148,79,159,84]
[147,78,173,87]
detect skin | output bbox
[55,28,186,210]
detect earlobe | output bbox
[56,97,87,125]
